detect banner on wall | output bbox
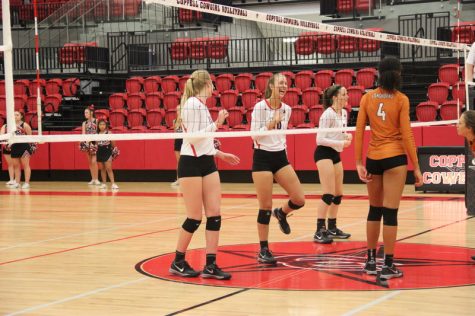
[416,146,465,193]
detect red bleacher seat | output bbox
[165,109,177,129]
[206,91,219,108]
[255,72,273,94]
[145,92,163,110]
[44,94,62,113]
[438,64,460,86]
[143,76,161,93]
[178,9,195,24]
[242,89,261,110]
[289,106,310,128]
[338,35,359,53]
[179,75,190,92]
[295,71,314,91]
[347,86,365,109]
[207,36,230,60]
[335,69,355,88]
[111,126,129,132]
[46,79,63,95]
[281,71,295,88]
[62,78,80,97]
[315,70,334,91]
[356,68,377,89]
[109,93,127,110]
[416,101,438,122]
[25,112,39,130]
[14,95,27,112]
[215,74,234,94]
[359,28,383,52]
[126,76,144,93]
[95,109,110,120]
[29,79,46,96]
[283,88,301,107]
[440,101,461,120]
[452,81,466,105]
[128,108,147,129]
[220,90,239,110]
[337,0,353,13]
[26,95,44,113]
[0,80,5,95]
[163,91,181,110]
[451,21,475,44]
[316,34,337,55]
[309,105,324,126]
[356,0,373,12]
[147,109,165,129]
[126,93,145,110]
[208,107,219,122]
[14,80,29,96]
[294,32,317,55]
[227,107,245,128]
[428,82,450,105]
[171,38,191,61]
[302,87,322,108]
[110,109,128,128]
[190,37,209,60]
[162,76,179,93]
[234,73,253,93]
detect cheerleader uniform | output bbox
[251,99,292,173]
[81,119,97,154]
[11,123,32,158]
[314,107,348,164]
[178,97,218,178]
[97,132,113,163]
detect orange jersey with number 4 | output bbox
[355,87,418,165]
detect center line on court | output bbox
[341,291,401,316]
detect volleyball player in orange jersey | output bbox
[355,57,423,280]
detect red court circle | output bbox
[136,241,475,291]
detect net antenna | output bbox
[1,0,15,142]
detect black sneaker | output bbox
[380,264,403,280]
[258,248,277,264]
[169,260,200,277]
[327,227,351,239]
[363,260,377,275]
[273,208,291,234]
[313,229,333,244]
[201,263,232,280]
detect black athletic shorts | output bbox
[174,138,183,152]
[2,145,11,155]
[252,149,289,174]
[97,145,112,163]
[366,154,408,175]
[314,146,341,164]
[178,155,217,178]
[10,143,31,158]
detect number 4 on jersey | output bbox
[377,103,386,121]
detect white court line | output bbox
[5,277,149,316]
[341,291,401,316]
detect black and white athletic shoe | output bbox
[169,260,200,277]
[201,263,232,280]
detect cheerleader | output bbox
[355,57,423,279]
[10,111,33,189]
[0,124,15,186]
[250,73,305,264]
[169,69,239,280]
[313,85,352,244]
[81,106,100,185]
[96,119,119,190]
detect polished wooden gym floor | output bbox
[0,182,474,315]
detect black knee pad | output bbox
[206,216,222,231]
[182,218,202,233]
[367,205,383,221]
[332,195,343,205]
[257,209,272,225]
[288,200,304,210]
[382,207,398,226]
[322,194,334,206]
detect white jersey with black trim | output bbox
[316,107,348,153]
[180,97,217,157]
[251,99,292,152]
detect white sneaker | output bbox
[10,182,20,189]
[94,180,101,185]
[88,180,95,185]
[171,180,179,186]
[111,184,119,190]
[22,183,30,189]
[6,180,15,185]
[100,184,107,190]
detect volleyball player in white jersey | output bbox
[169,70,239,280]
[251,73,305,264]
[313,85,352,244]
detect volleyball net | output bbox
[0,0,472,146]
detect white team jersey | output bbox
[316,107,348,152]
[251,99,292,152]
[180,97,217,157]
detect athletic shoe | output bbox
[363,260,377,275]
[111,184,119,190]
[88,180,95,185]
[100,184,107,190]
[10,182,20,189]
[313,229,333,244]
[171,180,179,187]
[21,183,30,190]
[94,180,101,185]
[6,180,15,186]
[169,260,200,277]
[258,248,277,264]
[327,227,351,239]
[201,263,231,280]
[380,264,403,280]
[273,208,291,234]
